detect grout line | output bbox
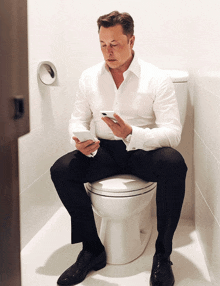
[195,80,220,99]
[20,169,49,195]
[195,182,220,228]
[194,129,220,164]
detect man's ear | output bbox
[130,35,135,48]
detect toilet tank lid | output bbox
[165,70,189,83]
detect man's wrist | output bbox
[123,126,132,139]
[124,129,132,143]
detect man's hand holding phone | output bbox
[72,131,100,156]
[101,111,132,139]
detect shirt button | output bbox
[132,147,135,150]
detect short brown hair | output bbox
[97,11,134,37]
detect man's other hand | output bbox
[101,113,132,139]
[72,137,100,156]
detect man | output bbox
[51,11,187,286]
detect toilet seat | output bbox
[87,174,156,197]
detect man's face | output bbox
[99,24,135,70]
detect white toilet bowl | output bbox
[86,174,157,265]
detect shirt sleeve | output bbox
[125,74,182,151]
[68,73,98,156]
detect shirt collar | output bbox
[124,52,140,78]
[101,52,140,78]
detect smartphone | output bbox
[100,111,117,122]
[73,131,96,142]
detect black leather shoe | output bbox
[150,253,175,286]
[57,250,107,285]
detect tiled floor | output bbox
[21,207,212,286]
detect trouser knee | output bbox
[50,151,90,184]
[160,148,187,179]
[50,153,74,182]
[50,158,65,183]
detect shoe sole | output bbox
[93,260,107,271]
[150,280,174,286]
[74,259,106,285]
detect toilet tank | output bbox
[165,70,189,126]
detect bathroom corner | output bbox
[193,66,220,285]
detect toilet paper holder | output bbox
[38,61,57,85]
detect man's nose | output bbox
[107,46,113,54]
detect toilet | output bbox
[86,70,189,265]
[86,175,157,264]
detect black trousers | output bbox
[50,139,187,258]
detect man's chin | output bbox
[106,60,119,69]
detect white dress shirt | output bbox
[69,54,182,153]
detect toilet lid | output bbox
[87,174,157,197]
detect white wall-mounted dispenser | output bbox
[38,61,57,85]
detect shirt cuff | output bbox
[86,150,98,158]
[122,132,132,145]
[125,125,146,151]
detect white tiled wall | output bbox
[190,2,220,283]
[193,69,220,285]
[19,0,73,248]
[19,1,220,284]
